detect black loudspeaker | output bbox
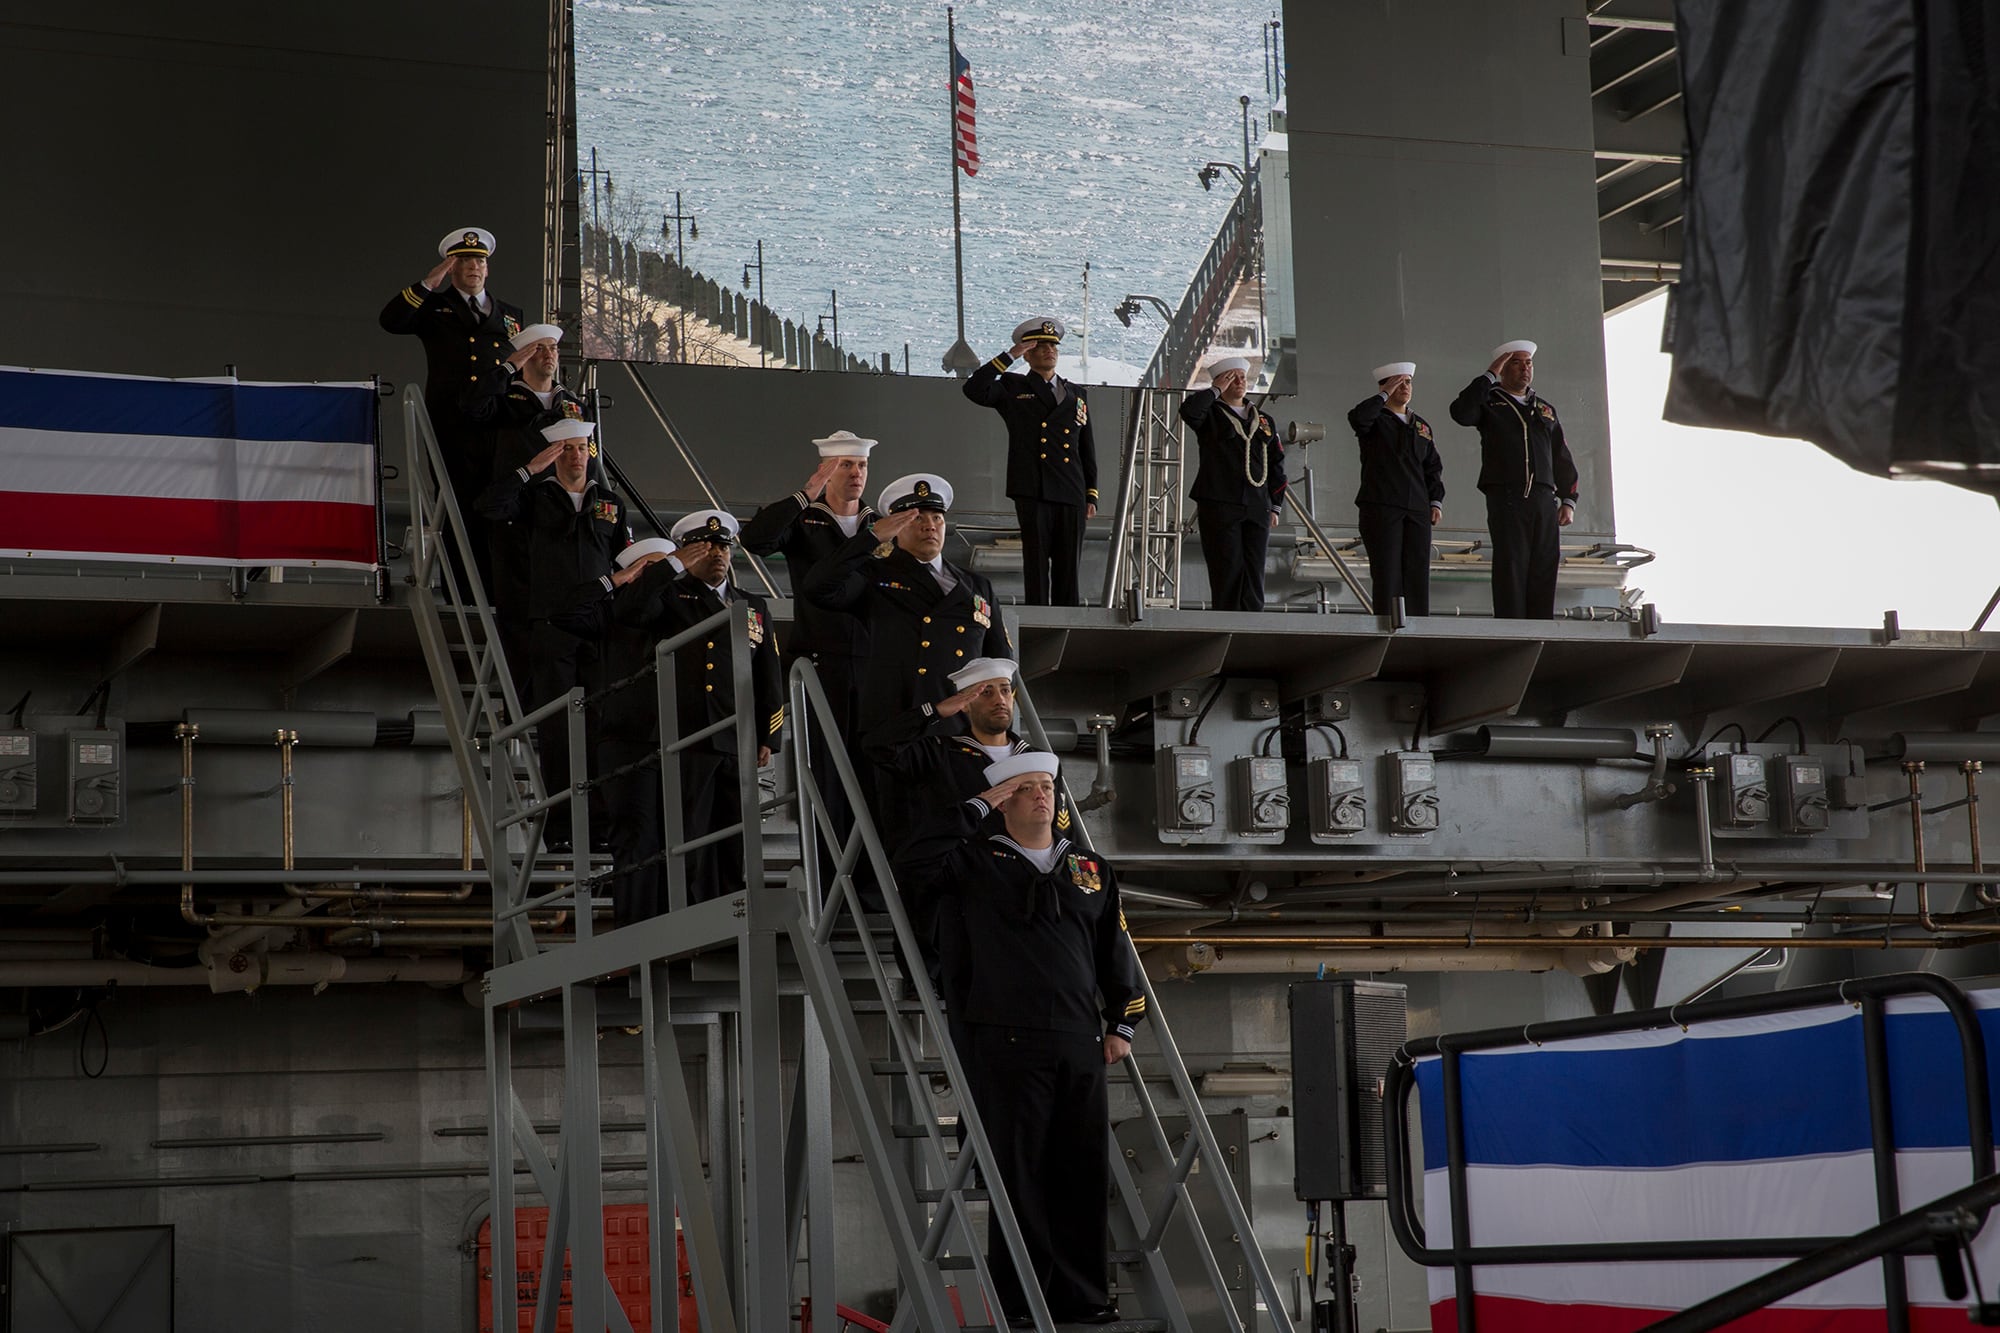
[1290,979,1408,1201]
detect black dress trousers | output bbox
[961,1023,1112,1319]
[1485,490,1562,620]
[1196,502,1270,612]
[1015,499,1085,607]
[1356,504,1433,617]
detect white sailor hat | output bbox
[510,322,563,351]
[1210,355,1252,378]
[949,656,1017,691]
[1373,361,1416,381]
[1490,339,1538,360]
[615,536,678,569]
[670,508,741,546]
[811,429,877,459]
[880,473,953,514]
[540,418,594,444]
[1013,317,1066,344]
[983,751,1060,786]
[440,227,496,259]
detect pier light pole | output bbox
[1240,94,1253,177]
[742,240,767,368]
[662,191,698,266]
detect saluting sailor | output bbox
[803,473,1014,740]
[1181,355,1286,612]
[1348,360,1445,617]
[460,321,588,700]
[475,418,629,852]
[962,317,1098,606]
[1448,339,1580,620]
[379,227,526,594]
[738,429,880,746]
[893,751,1144,1328]
[614,510,784,905]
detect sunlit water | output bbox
[576,0,1277,374]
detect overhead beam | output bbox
[283,609,359,701]
[1685,648,1842,714]
[1124,633,1232,701]
[1279,638,1390,701]
[1525,642,1694,715]
[1826,652,1983,718]
[1429,642,1543,731]
[99,603,161,684]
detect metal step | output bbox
[891,1120,958,1138]
[870,1058,947,1076]
[915,1187,988,1203]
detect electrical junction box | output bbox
[1715,751,1770,829]
[66,729,123,824]
[1307,757,1367,842]
[1772,754,1830,835]
[1228,755,1290,840]
[0,731,35,815]
[1156,745,1218,837]
[1383,751,1438,835]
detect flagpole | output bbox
[942,5,979,375]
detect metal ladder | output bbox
[405,385,1294,1331]
[1100,388,1191,611]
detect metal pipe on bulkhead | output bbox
[175,722,198,927]
[0,957,469,989]
[1965,762,1993,906]
[276,729,297,872]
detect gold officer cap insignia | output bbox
[462,231,480,246]
[1040,320,1056,335]
[706,515,721,531]
[915,480,931,496]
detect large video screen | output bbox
[575,0,1294,390]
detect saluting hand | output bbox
[1486,353,1512,378]
[424,256,456,291]
[870,510,919,543]
[526,440,567,474]
[804,457,841,499]
[937,678,996,720]
[1008,341,1030,361]
[977,773,1034,811]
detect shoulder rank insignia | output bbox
[1055,807,1071,831]
[1075,400,1088,427]
[591,499,619,523]
[747,609,765,645]
[971,593,991,628]
[1416,420,1433,440]
[1067,853,1102,893]
[503,315,520,336]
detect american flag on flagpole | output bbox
[951,42,979,176]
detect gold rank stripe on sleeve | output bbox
[768,708,785,735]
[1123,998,1147,1016]
[402,287,425,308]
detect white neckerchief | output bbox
[927,556,957,594]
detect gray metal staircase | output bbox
[401,385,1293,1332]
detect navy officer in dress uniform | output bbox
[894,751,1145,1327]
[461,321,588,703]
[1448,339,1579,620]
[803,473,1014,741]
[962,318,1098,606]
[1182,355,1286,612]
[614,509,784,904]
[1348,360,1445,617]
[379,227,526,595]
[475,418,629,852]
